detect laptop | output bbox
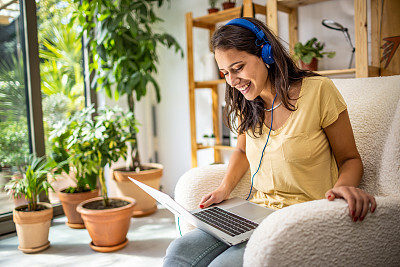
[128,177,274,246]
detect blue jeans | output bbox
[163,229,247,267]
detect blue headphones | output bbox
[226,18,275,65]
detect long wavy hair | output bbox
[211,17,318,136]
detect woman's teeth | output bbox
[236,82,251,92]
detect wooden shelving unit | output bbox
[186,0,379,167]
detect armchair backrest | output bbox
[332,75,400,196]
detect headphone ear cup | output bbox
[261,44,274,64]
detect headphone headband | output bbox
[226,18,268,46]
[225,18,275,64]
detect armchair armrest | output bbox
[174,164,251,234]
[244,196,400,266]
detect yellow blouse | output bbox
[247,76,347,210]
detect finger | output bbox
[359,194,370,221]
[353,190,363,221]
[339,187,356,217]
[325,189,335,201]
[202,194,218,208]
[199,194,212,208]
[369,195,377,213]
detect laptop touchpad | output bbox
[227,203,273,221]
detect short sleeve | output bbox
[320,78,347,128]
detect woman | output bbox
[164,17,376,267]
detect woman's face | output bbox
[215,48,269,101]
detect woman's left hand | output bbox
[325,186,376,222]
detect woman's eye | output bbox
[234,65,243,72]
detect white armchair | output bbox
[174,75,400,266]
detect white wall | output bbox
[122,0,362,197]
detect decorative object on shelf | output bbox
[202,134,210,146]
[222,0,235,10]
[293,37,336,71]
[4,155,66,253]
[209,134,216,146]
[208,0,220,13]
[322,19,355,69]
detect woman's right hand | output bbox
[199,188,229,209]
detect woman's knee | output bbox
[163,229,229,267]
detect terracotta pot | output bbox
[76,196,135,252]
[208,8,219,14]
[222,2,235,10]
[112,163,163,217]
[13,202,53,253]
[58,189,99,229]
[300,57,318,71]
[48,169,77,204]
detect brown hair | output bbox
[211,17,318,136]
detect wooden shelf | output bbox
[277,0,330,9]
[316,68,356,76]
[193,4,267,28]
[193,7,241,28]
[195,79,225,88]
[197,144,236,151]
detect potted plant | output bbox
[222,0,235,10]
[72,0,183,216]
[49,108,100,229]
[4,154,65,253]
[208,0,220,13]
[202,134,210,146]
[293,37,335,71]
[74,105,138,252]
[209,134,216,146]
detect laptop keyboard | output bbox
[193,207,259,237]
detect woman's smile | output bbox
[235,81,251,94]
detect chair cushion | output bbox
[332,75,400,195]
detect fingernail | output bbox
[328,195,331,199]
[371,208,375,213]
[353,217,358,222]
[360,216,364,221]
[200,205,204,209]
[351,211,355,216]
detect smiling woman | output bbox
[164,17,376,267]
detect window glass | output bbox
[37,0,84,203]
[37,0,85,152]
[0,0,85,214]
[0,1,29,214]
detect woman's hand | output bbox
[325,186,376,222]
[199,188,230,209]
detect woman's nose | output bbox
[226,73,239,87]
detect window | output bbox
[0,0,91,235]
[0,0,29,215]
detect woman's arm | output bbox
[323,110,376,222]
[199,133,250,208]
